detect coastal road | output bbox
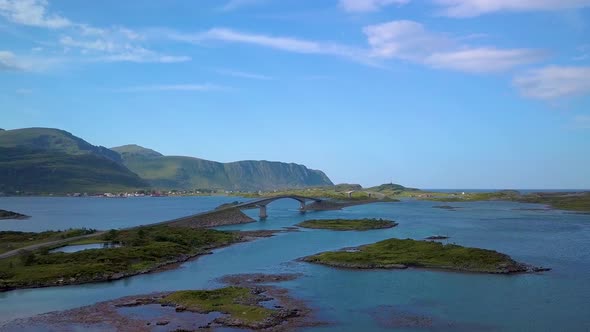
[0,231,106,259]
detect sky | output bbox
[1,0,590,189]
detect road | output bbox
[0,231,106,260]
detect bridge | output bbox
[235,195,324,219]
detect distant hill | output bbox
[0,128,148,193]
[111,145,333,191]
[368,183,420,192]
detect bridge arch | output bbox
[236,195,323,219]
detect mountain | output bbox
[0,128,122,163]
[111,145,333,191]
[0,128,148,193]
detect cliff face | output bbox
[112,145,333,191]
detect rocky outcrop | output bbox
[167,208,255,228]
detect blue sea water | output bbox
[0,196,589,331]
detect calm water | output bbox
[0,197,589,331]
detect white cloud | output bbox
[363,20,544,73]
[513,66,590,100]
[0,0,70,28]
[0,50,27,70]
[433,0,590,17]
[121,84,225,92]
[339,0,410,12]
[216,69,273,80]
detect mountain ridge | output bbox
[111,144,333,191]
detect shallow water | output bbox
[0,197,589,331]
[50,242,121,253]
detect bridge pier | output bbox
[259,205,268,219]
[299,201,306,213]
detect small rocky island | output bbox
[296,218,398,231]
[0,209,29,220]
[2,273,320,331]
[301,238,550,274]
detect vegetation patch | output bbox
[428,191,590,212]
[0,228,96,254]
[161,287,275,327]
[301,238,548,274]
[0,226,239,290]
[297,218,397,231]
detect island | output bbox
[301,238,549,274]
[0,226,276,291]
[0,209,29,220]
[1,273,320,331]
[296,218,398,231]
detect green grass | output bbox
[297,218,397,231]
[0,228,96,254]
[302,238,525,273]
[425,190,590,212]
[162,287,274,325]
[518,192,590,212]
[0,226,239,290]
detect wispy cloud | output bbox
[0,50,58,71]
[363,20,545,73]
[0,0,190,66]
[433,0,590,17]
[0,0,71,28]
[573,115,590,129]
[0,50,27,70]
[220,0,267,11]
[189,28,371,64]
[216,68,273,80]
[338,0,410,12]
[513,66,590,100]
[15,88,33,94]
[59,35,191,63]
[120,84,226,92]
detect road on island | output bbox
[0,231,106,260]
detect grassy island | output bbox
[301,238,547,274]
[296,218,397,231]
[162,287,275,327]
[0,226,240,291]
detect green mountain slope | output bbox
[0,129,148,193]
[112,145,333,191]
[0,128,121,162]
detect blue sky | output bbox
[1,0,589,189]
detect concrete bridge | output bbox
[236,195,323,219]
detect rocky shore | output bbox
[2,273,321,331]
[0,209,29,220]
